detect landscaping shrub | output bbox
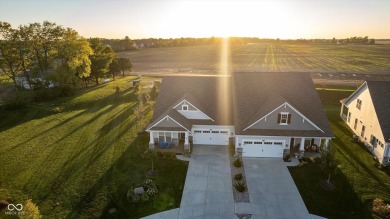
[140,193,149,202]
[20,199,41,219]
[298,160,308,167]
[132,194,141,203]
[33,86,74,102]
[183,149,191,157]
[233,158,242,168]
[372,198,390,219]
[162,151,176,159]
[234,181,246,192]
[127,179,158,203]
[3,91,32,110]
[234,173,243,181]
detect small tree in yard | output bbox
[320,142,338,184]
[20,199,41,219]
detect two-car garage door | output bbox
[242,140,285,158]
[192,129,230,145]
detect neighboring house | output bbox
[15,72,56,89]
[340,81,390,165]
[146,72,334,158]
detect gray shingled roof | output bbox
[366,81,390,142]
[233,72,334,137]
[147,73,334,138]
[146,76,234,130]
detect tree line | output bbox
[0,21,133,90]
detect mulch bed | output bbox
[230,156,250,203]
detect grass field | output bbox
[0,77,188,218]
[290,89,390,218]
[120,43,390,78]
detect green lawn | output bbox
[290,89,390,219]
[0,77,188,218]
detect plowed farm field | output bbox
[119,43,390,78]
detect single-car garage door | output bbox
[242,140,285,158]
[192,129,230,145]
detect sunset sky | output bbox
[1,0,389,39]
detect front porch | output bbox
[287,137,330,159]
[148,131,192,154]
[154,139,193,154]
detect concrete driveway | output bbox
[179,145,235,219]
[244,158,316,219]
[143,145,236,219]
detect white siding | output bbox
[344,85,387,163]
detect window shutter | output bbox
[277,113,281,123]
[287,114,291,124]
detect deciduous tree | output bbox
[89,38,115,85]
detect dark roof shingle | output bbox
[366,81,390,141]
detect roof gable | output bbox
[233,72,333,137]
[244,102,323,132]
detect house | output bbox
[340,81,390,165]
[15,71,56,89]
[146,72,334,158]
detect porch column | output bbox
[300,137,305,151]
[340,103,344,117]
[149,131,155,150]
[184,132,190,151]
[324,138,330,150]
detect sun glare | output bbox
[165,1,292,38]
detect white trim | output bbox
[344,81,367,106]
[243,102,324,133]
[279,112,289,125]
[173,99,214,121]
[146,115,189,131]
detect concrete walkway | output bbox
[143,145,236,219]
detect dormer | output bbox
[173,99,213,120]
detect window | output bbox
[194,130,201,133]
[220,131,228,134]
[182,104,188,111]
[356,99,362,110]
[165,132,172,142]
[347,112,351,123]
[158,132,165,141]
[253,142,262,144]
[203,131,210,133]
[354,118,358,130]
[243,141,253,144]
[361,125,365,138]
[212,131,219,133]
[274,142,283,145]
[370,135,377,146]
[264,142,272,145]
[278,112,291,125]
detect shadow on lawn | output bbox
[0,81,135,133]
[1,87,137,154]
[65,132,188,219]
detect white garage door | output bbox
[192,129,230,145]
[242,140,285,158]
